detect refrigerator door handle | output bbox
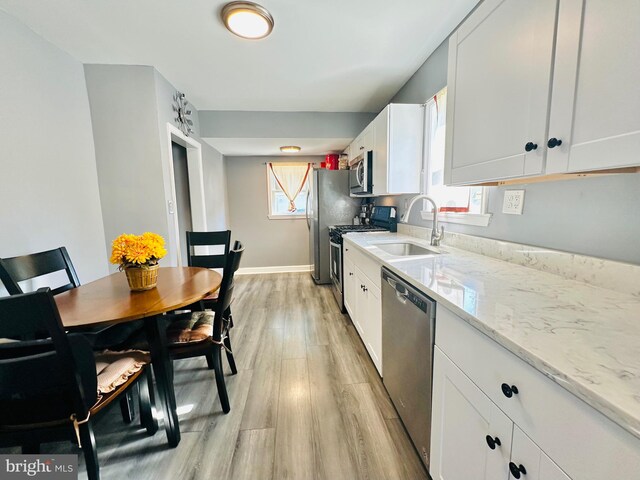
[305,190,311,230]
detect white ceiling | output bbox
[204,137,352,156]
[0,0,478,113]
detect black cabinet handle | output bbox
[363,286,368,292]
[485,435,501,450]
[509,462,527,478]
[349,272,353,276]
[345,248,349,251]
[547,137,562,148]
[501,383,519,398]
[524,142,538,152]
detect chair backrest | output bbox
[0,247,80,295]
[213,241,244,338]
[0,289,96,427]
[186,231,231,269]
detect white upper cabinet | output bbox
[445,0,640,185]
[546,0,640,174]
[445,0,558,185]
[372,104,423,195]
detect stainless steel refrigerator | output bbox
[306,169,360,284]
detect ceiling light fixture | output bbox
[221,1,274,40]
[280,145,301,153]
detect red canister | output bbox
[325,154,339,170]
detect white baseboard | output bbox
[236,264,313,275]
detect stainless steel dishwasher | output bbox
[381,267,436,470]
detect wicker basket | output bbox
[125,264,159,291]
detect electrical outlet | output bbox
[503,190,525,215]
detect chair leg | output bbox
[223,334,238,375]
[22,443,40,454]
[119,389,135,424]
[139,368,159,435]
[79,422,100,480]
[212,346,230,414]
[205,351,215,370]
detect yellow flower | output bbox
[110,232,167,266]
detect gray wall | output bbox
[0,11,108,292]
[225,156,322,268]
[84,65,172,270]
[199,111,375,139]
[85,65,229,269]
[387,38,640,265]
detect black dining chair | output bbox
[184,230,231,310]
[0,247,146,423]
[0,288,157,480]
[165,241,244,413]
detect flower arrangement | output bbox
[110,232,167,291]
[110,232,167,269]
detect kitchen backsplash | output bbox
[398,224,640,297]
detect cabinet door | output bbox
[363,123,374,153]
[546,0,640,173]
[372,108,389,196]
[353,268,367,339]
[343,255,356,318]
[539,454,571,480]
[445,0,558,185]
[510,426,573,480]
[364,283,382,376]
[431,347,513,480]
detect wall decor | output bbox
[173,91,194,136]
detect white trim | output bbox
[166,124,207,266]
[420,210,492,227]
[236,264,313,275]
[267,214,307,220]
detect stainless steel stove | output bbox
[329,206,397,311]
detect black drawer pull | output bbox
[485,435,501,450]
[524,142,538,152]
[547,137,562,148]
[509,462,527,478]
[501,383,519,398]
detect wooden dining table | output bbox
[55,266,222,448]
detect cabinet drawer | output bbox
[436,306,640,480]
[343,241,381,289]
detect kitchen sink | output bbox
[373,242,441,256]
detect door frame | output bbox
[166,123,207,266]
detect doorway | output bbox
[172,142,193,266]
[166,124,207,266]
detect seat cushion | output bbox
[95,349,150,394]
[167,311,214,345]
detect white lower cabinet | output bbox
[431,347,512,480]
[432,346,571,480]
[354,267,382,375]
[343,255,356,319]
[343,241,383,376]
[432,306,640,480]
[510,426,571,480]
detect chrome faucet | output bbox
[400,195,445,247]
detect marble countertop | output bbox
[343,232,640,440]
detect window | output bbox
[421,88,491,227]
[267,163,311,219]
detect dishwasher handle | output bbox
[382,268,435,316]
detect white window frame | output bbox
[266,163,310,220]
[421,88,491,227]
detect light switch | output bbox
[503,190,525,215]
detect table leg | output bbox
[144,315,180,447]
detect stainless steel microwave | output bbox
[349,151,373,195]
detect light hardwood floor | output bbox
[4,273,429,480]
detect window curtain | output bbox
[269,163,311,212]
